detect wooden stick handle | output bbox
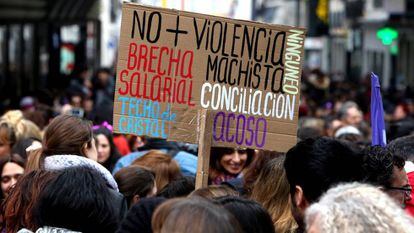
[195,109,213,189]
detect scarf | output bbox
[44,155,118,191]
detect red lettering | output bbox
[148,46,159,73]
[130,72,141,97]
[138,44,148,71]
[127,43,137,70]
[176,79,186,104]
[181,50,194,78]
[168,49,181,76]
[158,46,169,75]
[142,73,150,99]
[163,77,172,102]
[151,75,162,102]
[187,80,195,106]
[118,70,129,95]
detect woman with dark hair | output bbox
[209,147,254,185]
[0,154,25,199]
[11,138,41,161]
[114,166,157,208]
[152,197,242,233]
[117,197,166,233]
[23,114,127,227]
[29,167,118,233]
[93,125,121,172]
[2,170,58,232]
[216,196,275,233]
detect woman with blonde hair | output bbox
[0,110,41,141]
[0,122,16,157]
[132,150,181,191]
[250,155,297,233]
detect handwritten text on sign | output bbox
[114,4,306,152]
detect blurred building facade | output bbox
[1,0,413,108]
[0,0,122,107]
[329,0,414,89]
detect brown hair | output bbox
[0,122,16,152]
[114,166,156,207]
[243,150,284,195]
[152,197,242,233]
[25,115,93,172]
[189,185,239,199]
[250,156,297,233]
[132,150,181,191]
[2,170,58,232]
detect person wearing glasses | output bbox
[388,134,414,217]
[362,146,412,208]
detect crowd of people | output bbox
[0,67,413,232]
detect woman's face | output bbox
[84,137,98,161]
[96,134,111,163]
[220,150,248,175]
[1,162,24,195]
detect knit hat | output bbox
[117,197,166,233]
[44,155,118,191]
[334,126,361,138]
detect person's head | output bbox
[305,183,414,233]
[1,110,42,141]
[114,166,157,207]
[250,156,297,233]
[43,114,96,160]
[189,185,239,199]
[33,167,118,232]
[93,125,121,171]
[284,137,364,229]
[117,197,167,233]
[216,196,275,233]
[3,170,58,233]
[338,101,362,126]
[298,127,323,141]
[388,134,414,162]
[11,137,41,160]
[157,176,195,198]
[95,68,112,87]
[0,122,16,156]
[0,153,25,198]
[132,150,181,191]
[152,197,242,233]
[243,150,283,195]
[324,117,343,137]
[210,147,254,181]
[334,125,363,143]
[362,146,410,208]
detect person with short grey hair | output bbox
[305,182,414,233]
[338,101,363,126]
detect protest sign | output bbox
[114,3,306,152]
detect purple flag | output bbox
[371,72,387,146]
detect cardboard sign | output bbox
[114,3,306,152]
